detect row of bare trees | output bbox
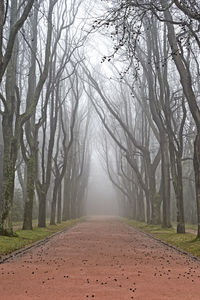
[0,0,91,235]
[83,0,200,236]
[0,0,199,238]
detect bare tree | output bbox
[0,0,58,235]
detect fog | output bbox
[0,0,199,236]
[86,151,119,216]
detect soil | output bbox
[1,216,200,299]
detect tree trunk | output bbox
[22,2,39,230]
[0,117,3,209]
[136,188,145,222]
[145,190,151,224]
[0,1,18,236]
[194,133,200,238]
[0,118,17,235]
[161,135,171,228]
[149,167,161,225]
[57,183,62,224]
[170,147,185,233]
[38,191,46,227]
[23,156,36,230]
[176,175,185,233]
[62,175,71,221]
[50,179,59,225]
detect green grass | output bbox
[0,219,83,257]
[184,223,197,231]
[123,219,200,258]
[172,222,197,232]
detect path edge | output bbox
[0,222,80,265]
[122,219,200,264]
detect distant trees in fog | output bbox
[0,0,200,239]
[88,0,200,236]
[0,0,91,235]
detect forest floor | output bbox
[1,216,200,300]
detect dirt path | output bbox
[1,217,200,300]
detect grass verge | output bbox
[0,218,83,257]
[122,218,200,258]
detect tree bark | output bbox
[194,134,200,238]
[50,178,59,225]
[160,134,171,228]
[22,155,36,230]
[38,190,46,228]
[62,173,71,221]
[57,183,62,224]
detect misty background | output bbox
[86,151,118,216]
[0,0,200,237]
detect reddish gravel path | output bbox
[1,217,200,300]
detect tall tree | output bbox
[0,0,57,235]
